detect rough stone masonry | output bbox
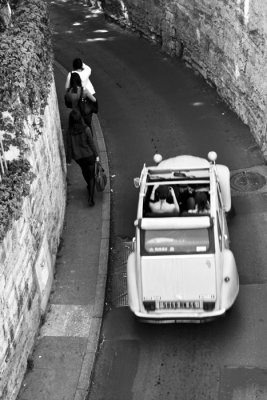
[0,80,66,400]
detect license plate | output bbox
[157,300,202,310]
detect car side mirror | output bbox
[133,177,140,188]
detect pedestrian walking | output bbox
[65,72,96,107]
[65,57,96,97]
[66,108,99,206]
[65,72,97,130]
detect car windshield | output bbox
[142,228,213,255]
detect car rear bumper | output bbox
[132,308,226,323]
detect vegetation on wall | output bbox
[0,1,20,32]
[0,0,53,242]
[0,159,34,241]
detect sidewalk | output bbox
[17,62,110,400]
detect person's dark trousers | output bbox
[75,156,96,206]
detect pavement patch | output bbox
[18,337,87,400]
[40,304,94,337]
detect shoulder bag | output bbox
[95,160,107,192]
[79,88,98,116]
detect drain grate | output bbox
[111,241,133,308]
[112,271,128,307]
[230,171,266,192]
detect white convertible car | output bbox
[127,152,239,322]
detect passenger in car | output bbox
[195,191,210,213]
[186,196,197,214]
[182,191,210,215]
[178,185,195,213]
[149,185,180,215]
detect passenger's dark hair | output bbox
[195,192,208,212]
[69,72,82,93]
[73,58,83,70]
[186,196,196,211]
[155,185,172,202]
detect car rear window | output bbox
[141,228,214,255]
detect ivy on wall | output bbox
[0,1,10,32]
[0,159,34,241]
[0,0,53,242]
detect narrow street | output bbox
[50,1,267,399]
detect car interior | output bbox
[143,182,210,217]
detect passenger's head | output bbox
[70,72,82,87]
[73,58,83,70]
[69,72,82,92]
[186,196,196,211]
[155,185,170,200]
[195,192,208,212]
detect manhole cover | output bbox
[230,171,266,192]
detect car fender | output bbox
[216,164,231,212]
[127,252,139,312]
[221,249,239,310]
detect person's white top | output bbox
[150,200,178,214]
[65,63,95,94]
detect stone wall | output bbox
[0,79,66,400]
[102,0,267,156]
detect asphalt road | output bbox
[50,1,267,399]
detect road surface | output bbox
[50,2,267,399]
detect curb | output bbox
[54,60,110,400]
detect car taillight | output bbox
[143,301,156,311]
[203,301,215,311]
